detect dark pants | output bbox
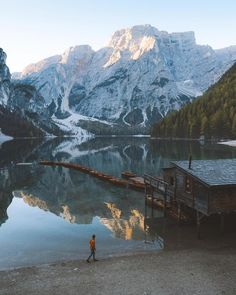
[87,249,96,261]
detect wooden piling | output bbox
[220,213,225,234]
[177,203,181,224]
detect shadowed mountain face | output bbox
[0,48,10,105]
[0,191,13,226]
[0,48,65,137]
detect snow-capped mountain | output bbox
[0,48,96,137]
[16,25,236,129]
[20,45,94,113]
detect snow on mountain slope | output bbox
[52,112,98,137]
[16,25,236,128]
[21,45,94,112]
[52,111,115,137]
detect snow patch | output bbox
[218,140,236,147]
[176,80,202,97]
[0,129,13,145]
[52,112,114,136]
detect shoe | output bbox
[86,259,90,263]
[94,259,99,262]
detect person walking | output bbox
[86,234,98,263]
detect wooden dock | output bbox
[39,161,145,191]
[39,161,190,218]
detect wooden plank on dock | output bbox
[121,171,137,179]
[130,177,145,184]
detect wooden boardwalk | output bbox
[39,161,192,218]
[39,161,145,191]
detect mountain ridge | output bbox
[2,24,236,136]
[15,25,236,128]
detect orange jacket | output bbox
[89,239,95,250]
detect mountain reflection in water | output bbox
[0,137,236,269]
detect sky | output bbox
[0,0,236,72]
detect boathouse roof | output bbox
[171,159,236,187]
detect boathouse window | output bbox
[185,176,191,193]
[170,176,175,186]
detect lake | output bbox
[0,137,235,269]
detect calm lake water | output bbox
[0,137,236,269]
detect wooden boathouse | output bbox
[162,158,236,237]
[144,159,236,237]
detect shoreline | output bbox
[1,247,236,295]
[0,247,160,272]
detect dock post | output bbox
[144,185,148,218]
[144,218,147,243]
[163,184,167,217]
[220,213,225,234]
[197,210,201,239]
[177,202,181,224]
[151,190,154,218]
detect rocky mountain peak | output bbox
[0,48,7,65]
[108,25,159,48]
[21,55,61,77]
[105,26,198,66]
[108,25,158,52]
[169,31,195,43]
[108,25,196,51]
[60,45,94,64]
[0,48,11,81]
[0,48,11,105]
[104,25,159,66]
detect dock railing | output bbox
[144,174,172,197]
[144,174,171,216]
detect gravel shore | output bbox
[1,248,236,295]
